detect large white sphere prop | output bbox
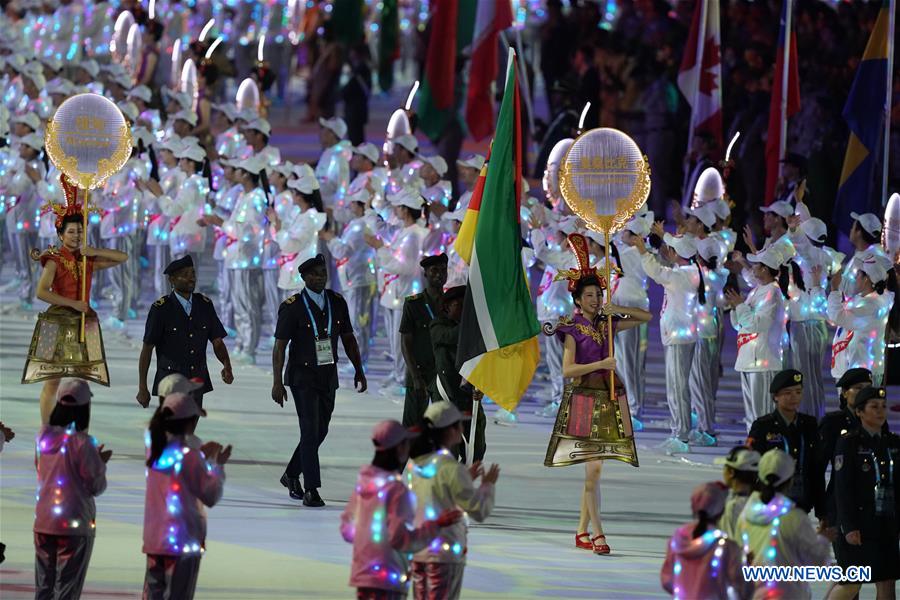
[559,128,650,233]
[44,94,132,190]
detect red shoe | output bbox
[592,534,610,555]
[575,532,592,550]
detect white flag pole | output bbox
[882,0,896,206]
[778,0,793,177]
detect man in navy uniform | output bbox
[747,369,823,515]
[137,255,233,408]
[272,254,367,507]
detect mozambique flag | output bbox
[834,0,891,234]
[454,48,540,412]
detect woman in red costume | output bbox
[24,177,127,422]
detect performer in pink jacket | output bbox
[34,378,111,600]
[142,392,231,600]
[340,420,461,600]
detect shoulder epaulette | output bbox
[153,296,167,307]
[405,292,423,301]
[199,294,212,303]
[283,293,299,305]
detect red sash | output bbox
[737,333,759,350]
[381,273,400,296]
[277,252,299,267]
[831,331,854,368]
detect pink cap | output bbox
[161,392,206,420]
[690,481,728,518]
[56,378,92,406]
[371,419,417,450]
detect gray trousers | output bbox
[263,269,280,330]
[383,307,405,385]
[9,230,36,302]
[412,561,465,600]
[615,324,646,417]
[107,232,142,321]
[151,244,170,298]
[231,269,263,357]
[143,553,201,600]
[542,329,564,404]
[345,284,376,366]
[689,336,720,433]
[216,260,233,330]
[665,343,695,440]
[791,320,828,420]
[34,533,95,600]
[740,371,776,431]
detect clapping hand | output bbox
[723,288,745,309]
[482,463,501,484]
[742,225,758,254]
[468,460,484,481]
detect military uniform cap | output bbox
[770,369,803,394]
[298,254,326,274]
[835,367,872,389]
[420,253,448,269]
[164,255,194,275]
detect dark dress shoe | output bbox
[280,473,304,500]
[302,488,325,507]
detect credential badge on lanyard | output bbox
[303,291,335,366]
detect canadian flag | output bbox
[678,0,723,158]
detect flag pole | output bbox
[882,0,896,207]
[686,0,709,155]
[778,0,793,178]
[466,390,481,466]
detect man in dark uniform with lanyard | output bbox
[271,254,367,507]
[137,255,233,409]
[399,253,447,426]
[747,369,822,515]
[817,368,873,540]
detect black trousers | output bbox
[286,382,336,489]
[34,533,94,600]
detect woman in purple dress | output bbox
[544,233,650,555]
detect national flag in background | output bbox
[464,0,513,141]
[833,0,892,235]
[454,48,540,412]
[677,0,723,159]
[764,0,801,204]
[417,0,476,141]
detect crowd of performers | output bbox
[0,7,899,600]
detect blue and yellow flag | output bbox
[834,0,891,234]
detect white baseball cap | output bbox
[388,187,425,210]
[244,118,271,137]
[758,448,795,487]
[760,200,794,219]
[46,78,74,97]
[686,204,717,229]
[393,134,418,153]
[851,212,882,236]
[173,110,198,127]
[663,233,698,259]
[237,153,269,175]
[39,55,62,73]
[697,237,724,262]
[800,218,827,243]
[457,154,486,170]
[212,102,240,122]
[318,116,347,139]
[118,101,139,122]
[353,142,380,164]
[11,112,40,132]
[371,419,418,450]
[77,59,100,78]
[56,378,92,406]
[19,132,44,151]
[174,142,206,163]
[860,254,889,284]
[127,85,152,103]
[132,126,156,148]
[157,373,204,397]
[420,155,448,177]
[424,401,470,429]
[288,173,319,194]
[162,392,207,419]
[747,245,785,270]
[713,198,731,220]
[271,161,295,178]
[714,446,761,471]
[624,212,653,237]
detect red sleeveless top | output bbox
[40,247,95,302]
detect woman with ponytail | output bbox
[827,257,894,386]
[627,222,701,454]
[142,393,230,600]
[724,245,788,430]
[660,482,750,599]
[736,449,830,600]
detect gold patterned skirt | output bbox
[21,306,110,386]
[544,373,639,467]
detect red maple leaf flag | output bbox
[678,0,723,158]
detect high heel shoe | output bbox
[592,534,610,555]
[575,532,592,550]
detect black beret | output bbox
[443,285,466,303]
[770,369,803,395]
[163,255,193,275]
[853,385,886,408]
[835,368,872,389]
[420,253,448,269]
[298,254,326,275]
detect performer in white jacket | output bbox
[157,141,209,266]
[270,167,327,296]
[827,255,894,386]
[628,225,702,453]
[724,245,788,429]
[840,212,891,298]
[321,188,378,368]
[366,187,428,392]
[3,133,45,309]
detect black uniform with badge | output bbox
[748,410,822,515]
[274,286,353,490]
[833,394,900,582]
[399,289,442,426]
[143,291,227,402]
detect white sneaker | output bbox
[493,408,518,427]
[536,401,559,418]
[688,430,717,447]
[659,437,689,455]
[103,316,126,330]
